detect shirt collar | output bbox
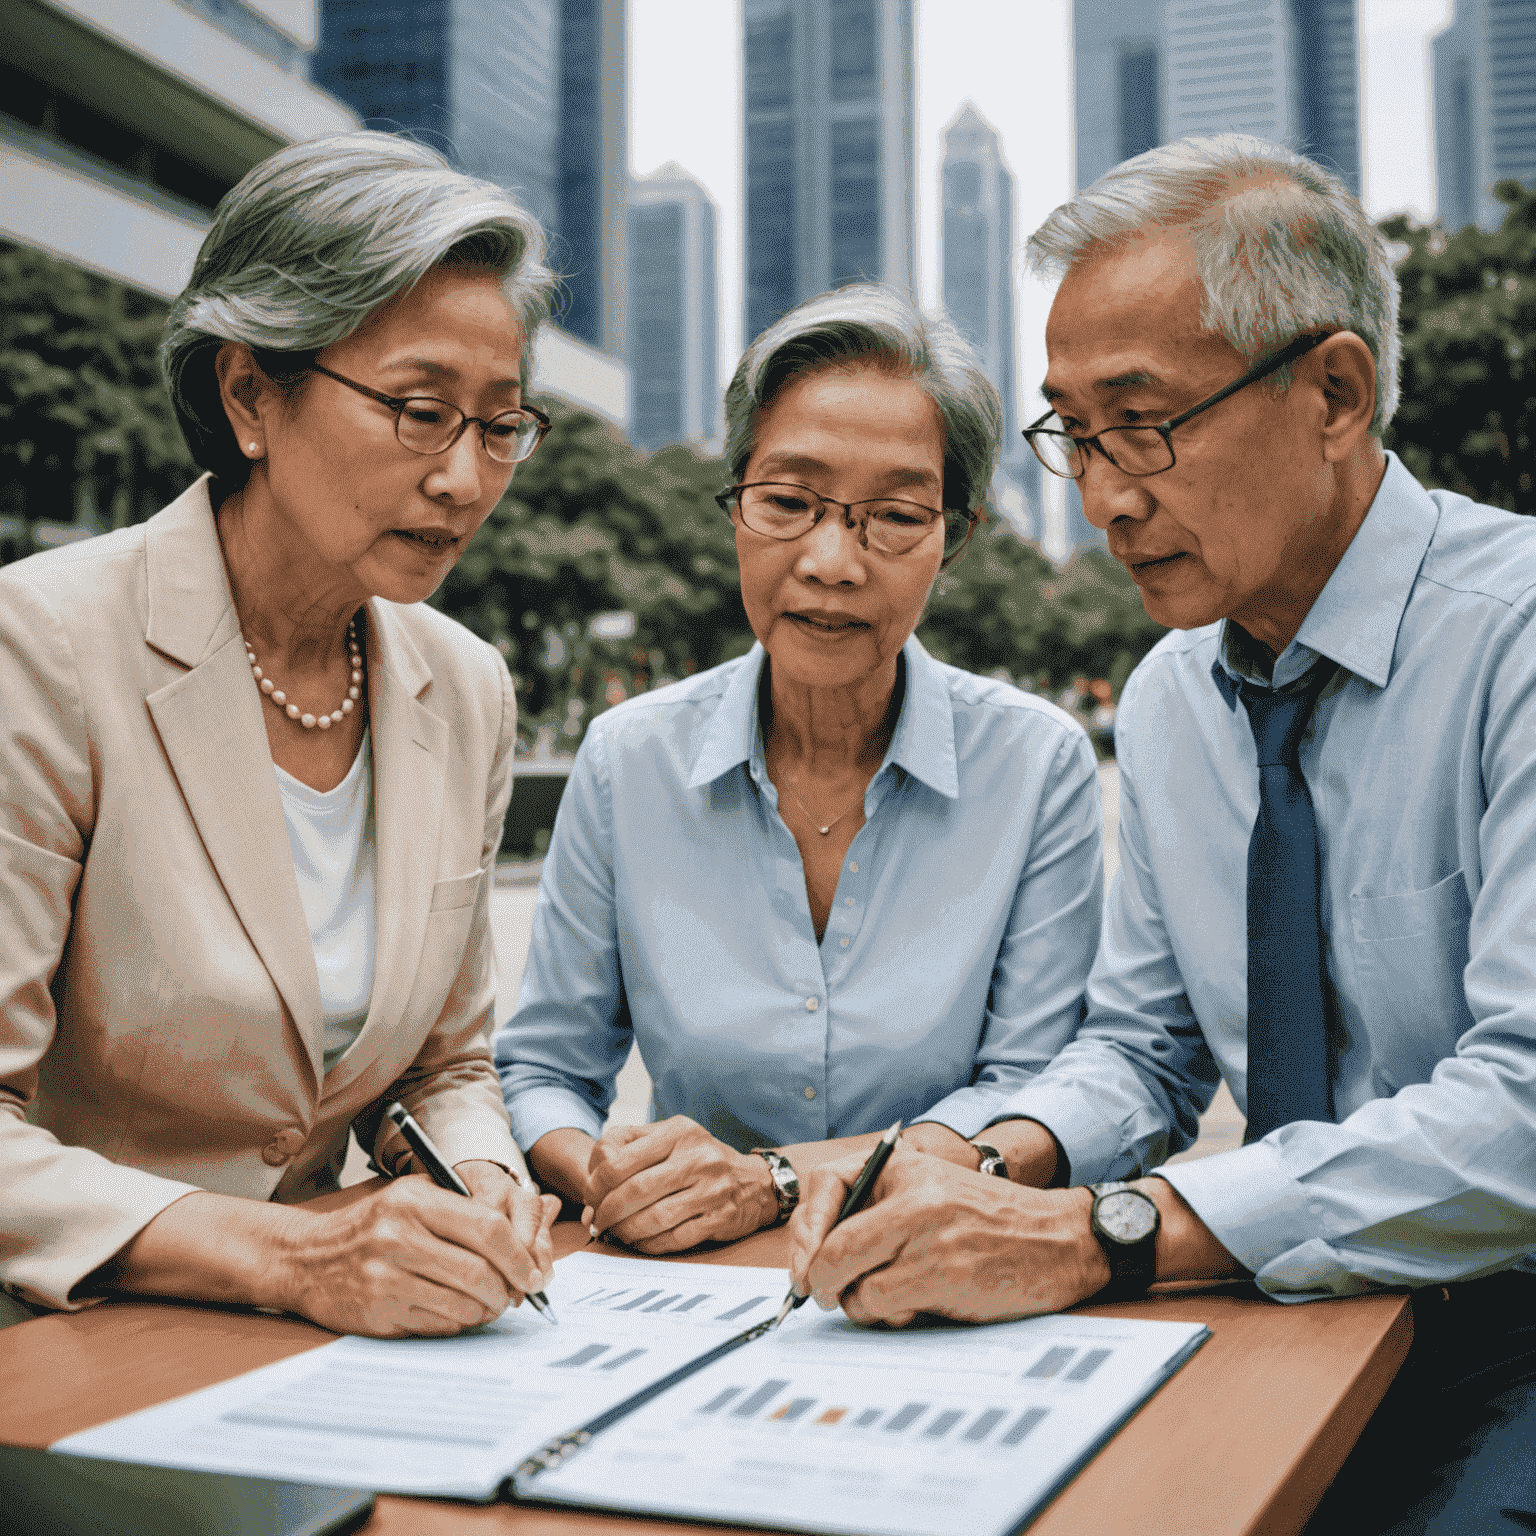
[1211,451,1439,708]
[686,634,960,799]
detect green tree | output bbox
[1382,180,1536,516]
[0,244,195,538]
[432,406,754,746]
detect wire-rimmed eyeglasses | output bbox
[715,482,978,562]
[1022,331,1333,480]
[311,362,551,465]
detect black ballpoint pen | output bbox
[385,1100,557,1325]
[771,1117,902,1328]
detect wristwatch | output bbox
[750,1148,801,1224]
[1087,1181,1160,1300]
[972,1141,1010,1179]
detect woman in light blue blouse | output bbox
[493,284,1103,1251]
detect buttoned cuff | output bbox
[984,1080,1135,1187]
[506,1085,607,1152]
[1156,1141,1322,1292]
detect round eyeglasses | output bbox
[715,482,978,562]
[1023,331,1332,480]
[311,363,551,465]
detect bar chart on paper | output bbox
[56,1252,786,1501]
[528,1312,1210,1536]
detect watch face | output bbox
[1095,1190,1158,1244]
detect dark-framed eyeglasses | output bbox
[714,481,978,562]
[310,362,551,465]
[1022,331,1333,480]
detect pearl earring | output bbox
[248,442,260,455]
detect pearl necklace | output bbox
[243,617,364,730]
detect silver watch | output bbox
[972,1141,1009,1179]
[750,1147,801,1224]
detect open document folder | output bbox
[56,1250,1209,1536]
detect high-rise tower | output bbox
[1434,0,1536,231]
[1073,0,1164,190]
[313,0,629,422]
[629,163,721,453]
[941,104,1016,442]
[1073,1,1361,195]
[742,0,916,344]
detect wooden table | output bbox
[0,1222,1410,1536]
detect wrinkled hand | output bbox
[584,1117,779,1253]
[899,1121,986,1168]
[276,1166,559,1337]
[787,1146,1109,1327]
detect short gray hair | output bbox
[1028,134,1400,434]
[724,284,1004,526]
[162,131,557,485]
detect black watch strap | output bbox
[1088,1180,1159,1300]
[972,1141,1009,1179]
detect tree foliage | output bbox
[1383,180,1536,516]
[0,244,195,533]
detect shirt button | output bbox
[803,1086,817,1100]
[805,996,819,1012]
[848,861,858,873]
[840,936,849,948]
[844,896,854,907]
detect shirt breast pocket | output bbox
[429,868,485,913]
[1348,868,1473,1085]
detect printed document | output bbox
[55,1252,786,1499]
[527,1308,1209,1536]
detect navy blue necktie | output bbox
[1239,661,1338,1143]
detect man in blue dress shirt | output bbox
[790,134,1536,1533]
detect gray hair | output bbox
[724,284,1004,530]
[162,131,557,485]
[1028,134,1400,433]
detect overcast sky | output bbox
[628,0,1457,424]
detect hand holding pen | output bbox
[773,1119,902,1327]
[386,1101,558,1325]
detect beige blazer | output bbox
[0,478,524,1313]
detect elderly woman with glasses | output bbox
[0,132,562,1336]
[494,285,1105,1252]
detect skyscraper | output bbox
[743,0,916,344]
[312,0,629,421]
[1434,0,1536,232]
[556,0,629,356]
[1073,0,1164,190]
[941,104,1016,445]
[1072,1,1361,195]
[1162,0,1360,193]
[628,163,721,453]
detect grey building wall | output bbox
[743,0,915,343]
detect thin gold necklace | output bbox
[781,776,863,837]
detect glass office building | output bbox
[314,0,627,358]
[1074,0,1360,195]
[629,164,720,453]
[1434,0,1536,231]
[743,0,915,343]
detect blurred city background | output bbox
[3,0,1533,1152]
